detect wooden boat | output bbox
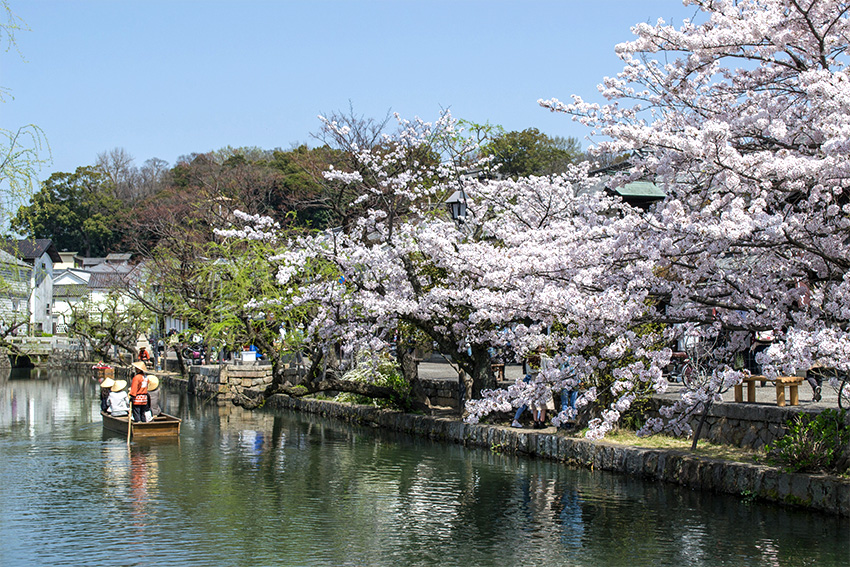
[101,411,181,438]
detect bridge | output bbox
[4,336,81,367]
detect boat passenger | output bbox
[147,375,162,419]
[106,380,130,417]
[129,362,150,423]
[100,378,114,412]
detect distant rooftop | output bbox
[611,180,667,199]
[88,271,130,290]
[1,238,62,263]
[74,253,133,269]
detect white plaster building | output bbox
[0,249,33,335]
[1,239,61,335]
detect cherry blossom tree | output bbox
[535,0,850,437]
[238,110,662,429]
[219,1,850,443]
[271,112,505,403]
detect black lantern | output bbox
[446,190,467,223]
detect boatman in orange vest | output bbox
[129,361,150,422]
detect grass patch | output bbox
[591,429,760,464]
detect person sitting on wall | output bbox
[138,347,152,368]
[249,344,262,359]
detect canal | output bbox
[0,370,847,566]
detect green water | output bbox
[0,370,847,566]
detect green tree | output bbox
[482,128,582,178]
[65,289,153,363]
[265,146,335,229]
[12,166,126,255]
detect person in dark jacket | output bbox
[147,375,162,418]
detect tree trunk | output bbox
[691,398,713,450]
[397,346,430,412]
[469,345,496,399]
[305,347,325,385]
[456,345,496,415]
[175,346,188,383]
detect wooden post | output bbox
[776,382,786,407]
[790,383,799,406]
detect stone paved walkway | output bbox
[417,360,842,411]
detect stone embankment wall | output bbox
[663,399,818,450]
[419,378,515,409]
[68,361,281,405]
[257,394,848,517]
[419,378,460,407]
[72,356,829,452]
[0,349,10,372]
[165,363,844,454]
[184,363,283,403]
[423,378,821,451]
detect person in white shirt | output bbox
[106,380,130,417]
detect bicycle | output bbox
[826,368,849,409]
[182,343,206,365]
[666,351,710,389]
[841,377,850,409]
[678,329,718,389]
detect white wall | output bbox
[30,253,54,334]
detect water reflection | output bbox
[0,371,847,567]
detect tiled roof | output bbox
[77,257,107,267]
[1,239,62,263]
[88,272,129,289]
[0,249,30,269]
[612,180,667,199]
[88,262,132,273]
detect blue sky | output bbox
[3,1,699,179]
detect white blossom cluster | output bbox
[214,210,280,242]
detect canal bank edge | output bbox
[148,372,848,518]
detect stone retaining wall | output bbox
[420,378,460,407]
[420,382,841,452]
[184,363,279,404]
[419,378,515,408]
[253,393,848,517]
[665,399,816,450]
[74,359,830,452]
[68,361,278,405]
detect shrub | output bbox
[337,351,410,409]
[765,409,849,474]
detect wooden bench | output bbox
[733,375,804,407]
